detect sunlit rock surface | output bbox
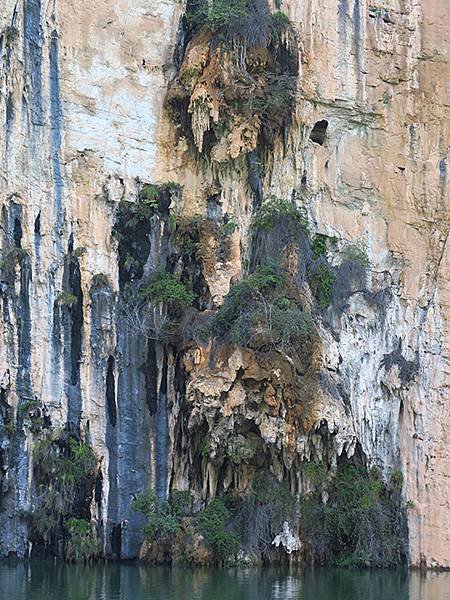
[0,0,448,567]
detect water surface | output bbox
[0,562,449,600]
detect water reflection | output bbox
[0,561,448,600]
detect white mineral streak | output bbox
[272,522,302,554]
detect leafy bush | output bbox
[390,469,404,492]
[57,291,78,308]
[253,196,307,233]
[186,0,250,36]
[309,263,335,309]
[66,519,99,563]
[133,490,191,544]
[311,234,328,258]
[198,498,240,560]
[299,463,406,567]
[218,473,298,557]
[90,273,110,290]
[140,272,194,312]
[270,10,290,38]
[302,461,328,486]
[206,264,284,338]
[31,432,97,544]
[206,263,313,353]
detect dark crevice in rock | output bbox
[69,259,83,386]
[106,356,117,427]
[309,120,328,145]
[111,523,122,559]
[62,250,84,433]
[144,340,158,416]
[382,339,419,385]
[49,29,64,248]
[155,352,169,502]
[23,0,43,127]
[13,218,22,248]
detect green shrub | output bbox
[140,184,162,206]
[31,432,97,544]
[299,463,406,567]
[221,221,237,236]
[303,461,328,486]
[311,234,328,258]
[17,398,40,419]
[225,473,298,556]
[270,306,313,351]
[206,263,313,353]
[309,263,335,309]
[133,490,191,544]
[66,519,99,563]
[253,196,307,232]
[270,11,290,38]
[186,0,250,35]
[206,264,284,339]
[390,469,403,492]
[57,291,78,308]
[91,273,110,290]
[140,272,194,312]
[198,498,240,560]
[245,73,296,122]
[200,437,211,459]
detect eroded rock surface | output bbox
[0,0,448,567]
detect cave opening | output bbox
[310,120,328,145]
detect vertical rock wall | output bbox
[0,0,448,567]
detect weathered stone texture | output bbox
[0,0,448,566]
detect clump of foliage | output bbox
[31,432,97,546]
[242,73,296,136]
[198,498,241,560]
[91,273,110,291]
[206,263,313,353]
[270,10,291,38]
[302,461,328,486]
[253,196,307,233]
[311,235,327,258]
[66,519,99,563]
[299,463,406,568]
[308,263,335,309]
[175,214,235,266]
[340,244,370,269]
[134,475,299,563]
[173,0,297,150]
[17,398,43,433]
[132,490,191,544]
[175,214,207,258]
[17,398,40,419]
[139,271,194,312]
[186,0,251,39]
[57,291,78,308]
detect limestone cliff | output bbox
[0,0,448,568]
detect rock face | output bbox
[0,0,448,568]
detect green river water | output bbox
[0,562,449,600]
